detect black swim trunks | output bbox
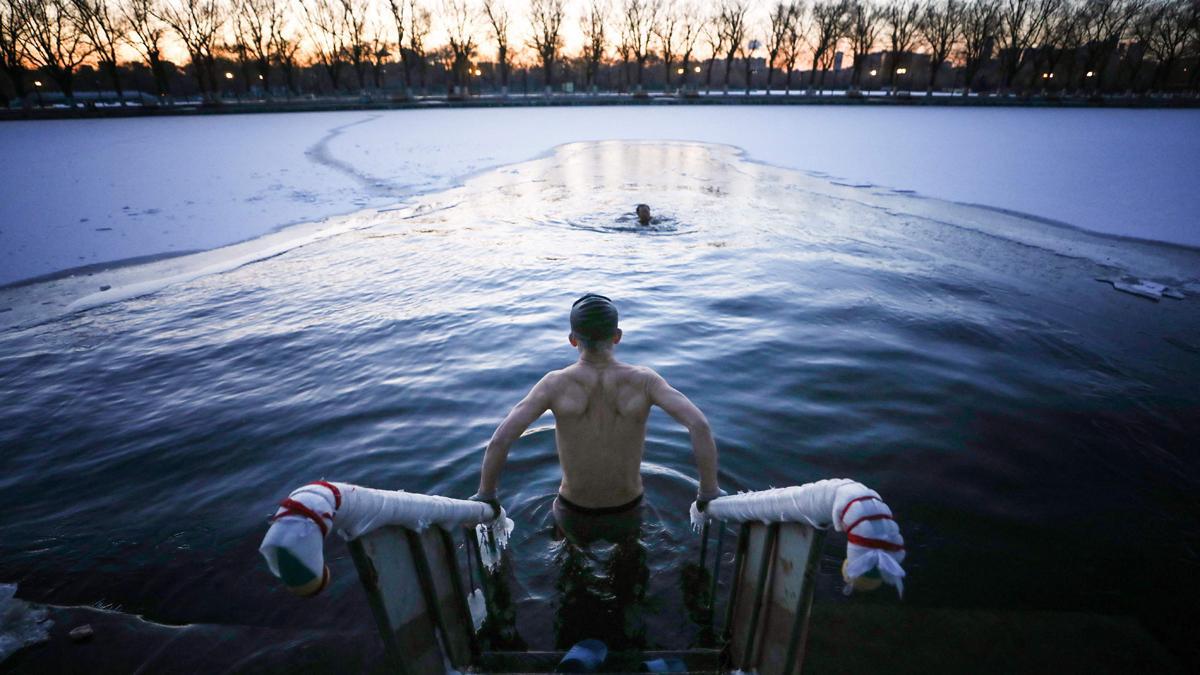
[553,493,644,546]
[555,492,644,515]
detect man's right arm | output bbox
[476,373,556,500]
[646,370,720,499]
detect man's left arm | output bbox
[476,373,555,501]
[646,370,721,504]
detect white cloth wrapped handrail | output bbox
[259,481,503,595]
[691,478,907,596]
[260,478,905,598]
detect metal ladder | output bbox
[348,513,827,674]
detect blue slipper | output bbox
[640,657,688,672]
[555,639,608,672]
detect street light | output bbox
[1086,71,1095,77]
[225,72,234,80]
[693,66,701,73]
[869,69,877,76]
[896,67,907,75]
[34,80,42,87]
[676,67,684,75]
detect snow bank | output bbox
[0,584,51,662]
[65,207,380,314]
[1,106,1197,287]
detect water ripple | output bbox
[1,141,1197,654]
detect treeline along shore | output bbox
[1,0,1198,117]
[4,88,1199,122]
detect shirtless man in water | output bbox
[635,204,652,226]
[472,293,721,531]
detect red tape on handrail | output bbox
[272,498,332,538]
[846,532,905,552]
[845,513,893,534]
[839,495,881,526]
[310,481,341,509]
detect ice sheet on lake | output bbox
[66,210,385,314]
[2,107,1198,288]
[2,139,1198,332]
[0,584,51,663]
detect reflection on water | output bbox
[535,211,689,237]
[1,141,1198,665]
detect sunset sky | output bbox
[121,0,840,70]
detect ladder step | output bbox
[477,648,721,673]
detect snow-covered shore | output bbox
[2,106,1197,286]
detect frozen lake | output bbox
[1,141,1198,669]
[1,106,1198,288]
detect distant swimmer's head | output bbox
[569,293,622,352]
[635,204,651,225]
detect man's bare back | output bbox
[474,294,720,512]
[548,360,657,507]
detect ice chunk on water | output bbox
[1096,276,1185,302]
[468,588,486,632]
[1114,281,1164,301]
[0,584,51,662]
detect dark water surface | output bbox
[2,142,1198,666]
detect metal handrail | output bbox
[264,481,893,674]
[696,501,833,675]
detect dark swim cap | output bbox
[570,293,618,341]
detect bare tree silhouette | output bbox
[920,0,963,93]
[882,0,921,93]
[407,0,431,93]
[765,1,801,93]
[234,0,284,93]
[3,0,1199,106]
[996,0,1059,94]
[780,1,806,91]
[674,1,701,90]
[482,0,511,93]
[848,0,882,90]
[527,0,564,92]
[580,0,606,92]
[958,0,1000,93]
[1,0,33,103]
[716,0,747,92]
[621,0,657,91]
[700,7,724,92]
[809,0,849,93]
[72,0,128,102]
[655,0,678,90]
[443,0,476,94]
[22,0,94,101]
[122,0,171,97]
